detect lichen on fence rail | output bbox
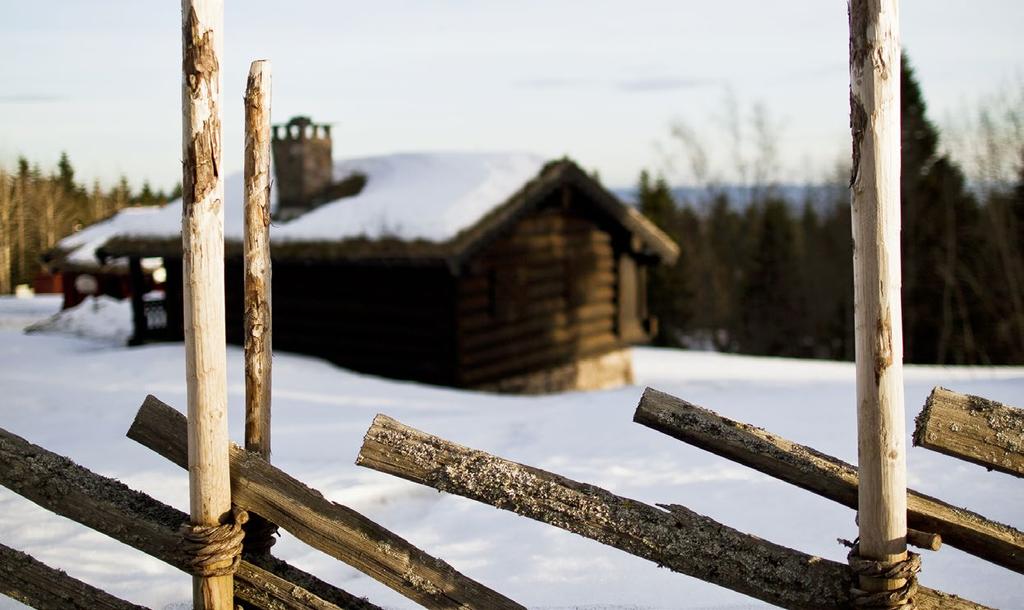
[0,424,380,610]
[355,413,991,610]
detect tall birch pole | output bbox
[849,0,908,595]
[181,0,233,607]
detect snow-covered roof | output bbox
[52,206,167,270]
[105,152,545,244]
[89,151,678,266]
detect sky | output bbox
[0,1,1021,190]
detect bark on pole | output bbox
[181,0,232,607]
[849,0,907,594]
[243,59,273,461]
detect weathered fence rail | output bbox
[914,386,1024,478]
[633,387,1024,575]
[355,413,991,610]
[129,395,524,610]
[0,425,380,610]
[0,542,146,610]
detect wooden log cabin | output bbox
[96,117,678,393]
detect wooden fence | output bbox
[3,1,1023,608]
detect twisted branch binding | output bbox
[180,506,249,577]
[842,539,921,609]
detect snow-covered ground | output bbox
[0,295,1022,609]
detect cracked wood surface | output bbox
[0,541,147,610]
[356,413,991,610]
[0,424,380,610]
[634,387,1024,574]
[181,1,231,607]
[914,387,1024,478]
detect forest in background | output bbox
[0,155,180,294]
[2,56,1021,365]
[641,56,1024,365]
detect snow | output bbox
[0,294,61,331]
[0,296,1022,610]
[280,152,545,242]
[55,206,167,267]
[25,296,133,345]
[78,153,546,258]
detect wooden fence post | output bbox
[244,59,273,460]
[243,58,276,556]
[849,0,908,597]
[181,0,232,607]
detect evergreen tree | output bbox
[57,151,76,195]
[737,199,802,356]
[637,171,694,346]
[900,55,986,364]
[975,151,1024,362]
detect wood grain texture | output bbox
[0,542,147,610]
[849,0,908,591]
[242,59,276,557]
[181,0,231,606]
[128,395,523,610]
[0,424,380,610]
[914,387,1024,478]
[243,59,273,461]
[356,414,990,610]
[634,387,1024,573]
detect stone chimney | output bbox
[272,116,333,220]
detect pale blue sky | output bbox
[0,1,1020,189]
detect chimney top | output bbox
[273,115,331,141]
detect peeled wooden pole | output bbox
[181,0,232,607]
[243,59,276,557]
[849,0,908,595]
[243,59,273,460]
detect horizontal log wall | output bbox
[226,263,458,385]
[356,414,991,610]
[0,424,380,610]
[456,189,624,386]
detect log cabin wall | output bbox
[455,186,644,388]
[152,259,457,385]
[129,184,655,391]
[225,261,458,386]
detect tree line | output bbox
[641,56,1024,365]
[0,153,180,294]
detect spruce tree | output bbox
[637,171,694,346]
[900,55,985,364]
[738,199,802,356]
